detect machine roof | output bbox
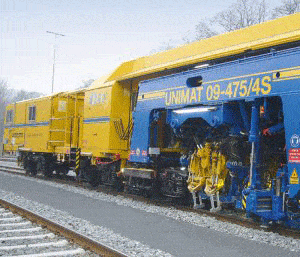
[106,13,300,82]
[8,88,86,105]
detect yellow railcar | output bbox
[78,77,134,186]
[3,89,85,176]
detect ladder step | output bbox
[258,198,272,202]
[256,210,272,213]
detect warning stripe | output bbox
[75,148,81,173]
[242,195,247,209]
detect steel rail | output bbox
[0,164,24,174]
[0,158,16,162]
[0,199,128,257]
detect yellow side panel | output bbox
[32,98,51,123]
[14,103,26,124]
[82,80,132,158]
[107,13,300,81]
[3,129,13,153]
[3,104,25,153]
[49,97,69,149]
[71,93,85,148]
[24,126,49,152]
[82,122,110,155]
[3,91,85,155]
[3,128,24,153]
[84,86,112,118]
[23,98,51,152]
[81,85,112,155]
[54,92,85,153]
[109,81,131,152]
[82,80,133,158]
[11,128,25,150]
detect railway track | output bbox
[0,199,127,257]
[0,203,86,256]
[1,159,300,241]
[0,156,17,162]
[0,164,24,174]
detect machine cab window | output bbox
[6,110,13,123]
[28,106,36,121]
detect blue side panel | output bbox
[129,110,151,163]
[282,94,300,198]
[136,47,300,111]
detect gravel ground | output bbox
[0,171,300,255]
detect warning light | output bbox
[260,106,265,115]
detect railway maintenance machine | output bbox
[122,44,300,228]
[3,89,84,176]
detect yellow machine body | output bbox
[81,78,133,161]
[3,90,85,155]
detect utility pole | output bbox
[47,31,65,93]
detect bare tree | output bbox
[154,0,296,53]
[149,39,177,54]
[193,0,268,41]
[0,80,10,151]
[272,0,300,18]
[195,20,218,40]
[0,80,10,121]
[81,79,95,88]
[213,0,268,32]
[10,90,42,102]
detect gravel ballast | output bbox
[0,171,300,255]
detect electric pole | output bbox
[47,31,65,93]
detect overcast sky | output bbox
[1,0,283,94]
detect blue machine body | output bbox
[129,46,300,227]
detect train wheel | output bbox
[99,161,123,190]
[55,164,69,177]
[43,167,53,177]
[84,165,100,187]
[23,155,31,175]
[87,167,101,187]
[36,157,44,175]
[25,166,31,175]
[30,161,38,176]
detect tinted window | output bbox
[29,106,36,121]
[6,110,13,123]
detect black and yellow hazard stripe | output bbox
[242,195,247,209]
[75,148,81,175]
